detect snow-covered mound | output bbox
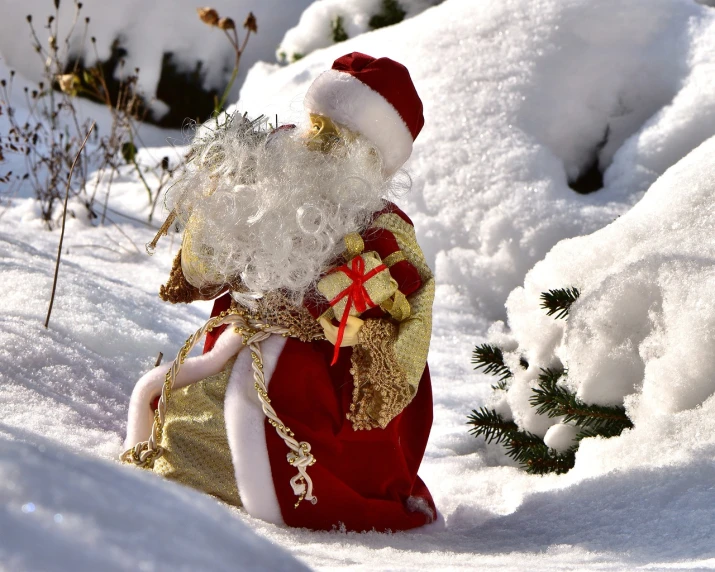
[490,134,715,471]
[0,430,308,571]
[240,0,715,321]
[277,0,441,63]
[0,0,313,102]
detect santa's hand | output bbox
[319,316,364,347]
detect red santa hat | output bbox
[304,52,424,176]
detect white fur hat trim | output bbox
[304,70,413,176]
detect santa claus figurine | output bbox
[123,52,436,532]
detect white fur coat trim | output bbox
[124,327,244,450]
[224,334,287,524]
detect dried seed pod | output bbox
[243,12,257,33]
[197,7,219,26]
[218,17,236,30]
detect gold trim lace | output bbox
[348,319,413,430]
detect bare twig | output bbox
[105,220,142,254]
[44,121,95,329]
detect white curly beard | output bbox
[167,116,408,306]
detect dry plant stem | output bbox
[45,121,95,330]
[100,166,117,224]
[147,210,177,253]
[130,141,155,208]
[102,230,134,255]
[102,204,158,228]
[106,219,142,253]
[215,26,251,113]
[148,169,169,222]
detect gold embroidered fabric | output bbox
[153,356,241,507]
[159,249,223,304]
[249,291,325,343]
[348,318,414,430]
[371,213,435,393]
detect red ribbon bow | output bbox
[327,256,387,365]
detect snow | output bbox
[0,432,308,571]
[277,0,441,63]
[2,0,715,569]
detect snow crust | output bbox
[277,0,441,63]
[2,0,715,570]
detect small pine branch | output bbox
[467,408,518,445]
[331,15,349,42]
[502,428,548,464]
[468,406,578,474]
[523,446,576,475]
[369,0,406,30]
[530,369,633,434]
[540,287,580,319]
[503,425,576,475]
[472,344,513,382]
[491,379,509,391]
[575,422,630,440]
[529,368,570,417]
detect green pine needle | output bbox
[491,379,509,391]
[540,287,580,319]
[467,406,578,474]
[522,446,577,475]
[529,368,633,434]
[472,343,513,383]
[331,15,349,42]
[369,0,407,29]
[467,408,518,444]
[502,428,548,464]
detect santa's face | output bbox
[169,113,401,306]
